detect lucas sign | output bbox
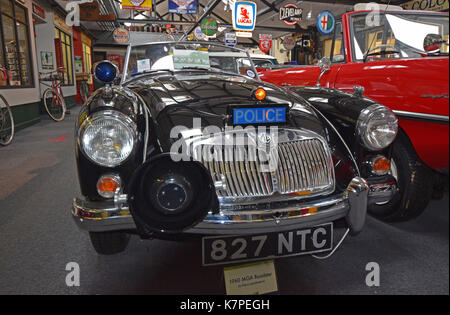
[232,1,257,32]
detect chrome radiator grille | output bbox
[193,138,334,198]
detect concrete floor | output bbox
[0,106,448,295]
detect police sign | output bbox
[230,105,288,126]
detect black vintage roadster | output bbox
[73,42,398,265]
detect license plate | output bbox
[229,104,289,126]
[202,223,333,266]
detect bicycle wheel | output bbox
[80,81,90,104]
[43,88,65,122]
[0,94,14,146]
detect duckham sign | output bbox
[232,1,257,32]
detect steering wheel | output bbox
[364,44,400,61]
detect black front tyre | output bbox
[89,231,130,255]
[368,136,433,222]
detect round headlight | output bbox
[80,111,136,167]
[357,104,398,151]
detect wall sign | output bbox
[232,1,257,32]
[279,3,302,25]
[32,2,45,20]
[401,0,448,11]
[235,31,253,38]
[194,26,207,40]
[200,17,218,36]
[74,56,83,73]
[41,52,54,70]
[168,0,197,14]
[80,1,115,21]
[121,0,152,11]
[259,34,272,54]
[282,36,295,50]
[224,32,237,47]
[317,10,335,35]
[113,28,130,44]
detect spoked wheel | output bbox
[43,88,66,122]
[80,81,90,104]
[0,94,14,146]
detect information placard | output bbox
[224,260,278,295]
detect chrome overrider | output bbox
[72,177,373,235]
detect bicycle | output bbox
[39,67,67,122]
[0,93,14,146]
[78,73,91,104]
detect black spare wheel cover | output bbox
[128,154,218,233]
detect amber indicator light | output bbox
[254,88,266,100]
[97,176,121,197]
[372,156,391,174]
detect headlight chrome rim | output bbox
[357,104,398,151]
[79,110,137,167]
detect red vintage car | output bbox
[260,10,449,222]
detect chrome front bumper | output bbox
[72,177,381,235]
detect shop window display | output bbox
[55,28,74,86]
[0,0,33,87]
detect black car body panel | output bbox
[72,43,399,254]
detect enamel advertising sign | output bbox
[317,10,335,35]
[121,0,152,11]
[232,1,257,32]
[259,34,272,54]
[168,0,197,14]
[224,32,237,47]
[279,3,302,25]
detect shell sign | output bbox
[121,0,152,11]
[232,1,257,32]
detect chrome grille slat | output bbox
[196,136,333,198]
[285,143,300,192]
[295,141,312,188]
[311,140,326,186]
[282,145,296,192]
[278,146,290,192]
[289,142,305,189]
[233,148,247,195]
[227,147,242,196]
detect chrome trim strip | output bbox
[72,176,383,235]
[393,110,449,123]
[72,194,348,234]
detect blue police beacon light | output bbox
[94,61,118,83]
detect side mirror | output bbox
[318,57,331,72]
[316,57,331,87]
[423,33,446,54]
